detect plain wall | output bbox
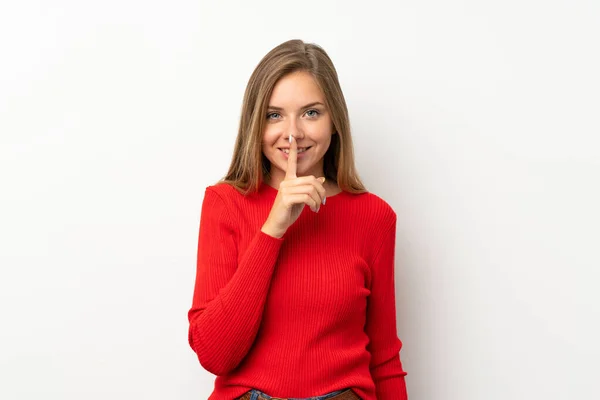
[1,1,598,399]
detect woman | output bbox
[188,39,408,400]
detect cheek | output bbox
[308,125,333,143]
[262,126,279,147]
[307,117,333,136]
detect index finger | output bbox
[285,135,297,179]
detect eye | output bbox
[266,112,280,120]
[306,109,320,118]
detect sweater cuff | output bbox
[235,229,285,280]
[376,374,408,400]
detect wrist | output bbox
[261,222,285,239]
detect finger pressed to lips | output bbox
[285,136,298,179]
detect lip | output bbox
[279,146,311,158]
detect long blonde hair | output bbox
[220,39,367,195]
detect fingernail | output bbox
[323,196,326,205]
[320,177,326,183]
[289,136,292,143]
[316,207,320,213]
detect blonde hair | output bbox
[219,39,367,195]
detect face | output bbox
[262,70,335,185]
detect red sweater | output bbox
[188,181,408,400]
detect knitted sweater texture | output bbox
[188,181,408,400]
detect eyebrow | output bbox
[267,102,325,111]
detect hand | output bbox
[262,136,326,238]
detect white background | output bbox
[1,1,598,399]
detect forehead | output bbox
[269,71,325,106]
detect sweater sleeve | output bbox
[365,213,409,400]
[187,186,284,375]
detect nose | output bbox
[286,118,304,142]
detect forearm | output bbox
[188,229,283,375]
[371,355,408,400]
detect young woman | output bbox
[187,39,408,400]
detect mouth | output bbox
[279,146,312,155]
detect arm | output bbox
[365,214,409,400]
[187,187,284,375]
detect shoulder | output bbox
[204,182,242,201]
[349,190,397,229]
[199,183,247,232]
[201,182,246,218]
[355,191,398,265]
